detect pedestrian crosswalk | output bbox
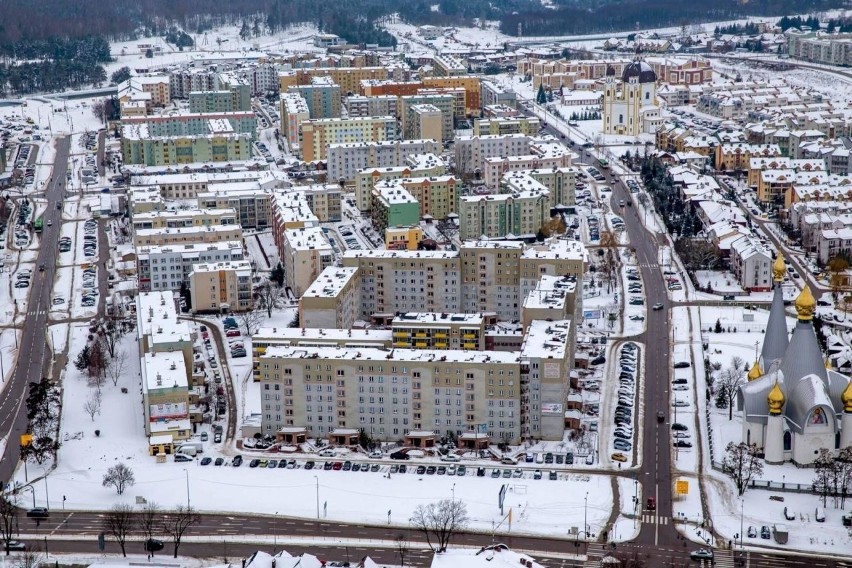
[27,310,46,317]
[582,543,608,568]
[640,513,669,525]
[638,263,659,269]
[710,550,735,568]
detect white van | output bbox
[175,446,197,457]
[500,456,518,465]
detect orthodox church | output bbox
[601,60,664,136]
[737,253,852,465]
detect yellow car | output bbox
[611,453,627,463]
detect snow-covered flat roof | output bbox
[301,267,358,298]
[263,345,519,365]
[520,319,572,360]
[142,351,188,390]
[393,312,484,326]
[284,226,332,253]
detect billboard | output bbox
[541,403,563,415]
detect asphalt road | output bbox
[0,136,70,486]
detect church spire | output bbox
[780,284,828,384]
[760,253,790,370]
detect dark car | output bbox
[214,457,224,466]
[370,463,380,472]
[249,459,260,468]
[671,423,689,431]
[673,361,691,369]
[200,457,212,466]
[416,466,426,475]
[342,461,352,471]
[549,470,558,480]
[477,467,486,477]
[657,411,666,423]
[351,463,361,472]
[26,507,49,519]
[760,526,770,539]
[144,538,165,552]
[323,461,333,470]
[426,466,437,475]
[673,440,693,448]
[278,459,287,468]
[232,455,243,467]
[391,451,410,460]
[304,460,315,470]
[399,464,407,473]
[590,356,606,365]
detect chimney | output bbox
[156,373,162,386]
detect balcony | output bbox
[392,332,410,338]
[394,341,411,348]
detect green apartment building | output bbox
[370,183,420,232]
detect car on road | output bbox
[652,302,664,310]
[3,541,26,551]
[689,549,714,562]
[26,507,49,518]
[747,526,757,538]
[673,361,691,368]
[145,538,165,552]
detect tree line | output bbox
[499,0,846,37]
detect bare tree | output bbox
[96,314,131,359]
[255,281,288,318]
[103,503,134,557]
[837,446,852,510]
[105,350,128,387]
[87,338,108,391]
[434,217,458,245]
[395,533,410,567]
[409,499,469,553]
[730,356,745,374]
[83,389,102,421]
[139,501,162,550]
[715,366,743,420]
[237,309,264,337]
[723,442,763,496]
[0,495,18,555]
[102,463,135,495]
[162,505,201,558]
[12,546,43,568]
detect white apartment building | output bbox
[137,240,245,292]
[729,235,773,292]
[133,224,244,247]
[327,139,443,185]
[197,183,274,229]
[299,266,361,330]
[282,227,334,297]
[454,134,532,175]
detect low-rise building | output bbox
[729,235,773,292]
[385,225,425,250]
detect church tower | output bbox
[765,381,786,464]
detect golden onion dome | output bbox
[842,380,852,413]
[773,253,786,282]
[795,285,816,321]
[768,381,785,415]
[747,360,762,381]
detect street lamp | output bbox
[183,469,190,509]
[584,492,589,536]
[314,476,320,519]
[451,483,456,504]
[739,498,744,551]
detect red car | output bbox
[226,329,241,337]
[332,462,343,470]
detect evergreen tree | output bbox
[536,83,547,105]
